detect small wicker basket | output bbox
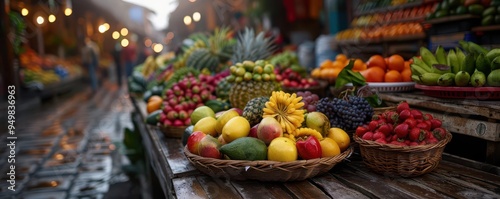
[160,125,187,138]
[184,146,353,181]
[373,106,396,115]
[353,132,452,177]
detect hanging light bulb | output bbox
[36,16,45,25]
[21,8,29,16]
[48,14,56,23]
[64,0,72,16]
[112,31,120,39]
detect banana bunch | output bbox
[23,69,60,85]
[141,56,159,77]
[263,91,305,135]
[411,41,500,87]
[288,127,324,141]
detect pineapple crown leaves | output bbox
[231,27,276,63]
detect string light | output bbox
[193,12,201,22]
[121,39,129,47]
[121,28,129,36]
[21,8,29,16]
[183,16,192,25]
[48,14,56,23]
[64,8,72,16]
[36,16,45,25]
[112,31,120,39]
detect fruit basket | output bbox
[183,146,353,182]
[160,125,187,138]
[345,82,416,92]
[353,132,452,177]
[415,84,500,100]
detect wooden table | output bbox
[131,97,500,199]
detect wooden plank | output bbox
[163,137,199,177]
[486,141,500,166]
[173,177,209,199]
[283,180,330,199]
[309,174,370,199]
[431,167,500,197]
[230,180,294,199]
[442,153,500,175]
[438,161,500,185]
[196,176,242,199]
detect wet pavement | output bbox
[0,82,142,199]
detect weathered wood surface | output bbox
[132,98,500,199]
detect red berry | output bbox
[397,101,410,113]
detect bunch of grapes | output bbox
[316,96,373,131]
[296,91,319,112]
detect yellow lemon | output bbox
[267,137,297,162]
[327,127,351,152]
[320,138,341,157]
[215,109,240,134]
[193,117,218,137]
[221,116,250,143]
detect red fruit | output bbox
[159,114,167,123]
[409,128,425,142]
[368,121,379,131]
[187,131,206,155]
[411,109,423,119]
[397,101,410,113]
[163,119,173,126]
[356,126,369,137]
[404,140,411,145]
[398,109,412,121]
[375,138,387,144]
[423,113,433,121]
[192,94,201,103]
[178,110,188,120]
[390,134,399,142]
[424,130,433,140]
[425,137,439,144]
[373,131,385,140]
[409,142,419,146]
[390,140,406,146]
[432,127,447,141]
[200,90,211,101]
[404,118,417,128]
[372,114,383,121]
[362,132,374,140]
[394,123,409,139]
[430,119,442,129]
[416,122,431,131]
[378,124,392,136]
[173,119,185,126]
[184,118,191,126]
[168,98,178,106]
[166,111,178,120]
[248,124,259,138]
[384,111,399,124]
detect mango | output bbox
[487,69,500,86]
[305,112,331,137]
[257,117,283,145]
[219,137,267,160]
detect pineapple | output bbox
[216,77,232,101]
[242,96,270,126]
[185,27,235,73]
[231,27,276,63]
[230,81,279,110]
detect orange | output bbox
[385,70,403,82]
[148,95,163,103]
[320,59,333,69]
[401,68,412,82]
[311,68,321,78]
[147,100,162,113]
[332,61,345,69]
[387,54,405,72]
[360,66,385,82]
[353,63,367,72]
[320,68,342,79]
[353,59,365,71]
[366,55,386,70]
[336,54,347,63]
[404,61,411,69]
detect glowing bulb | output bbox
[153,44,163,53]
[103,23,110,31]
[121,39,129,47]
[193,12,201,22]
[120,28,128,36]
[48,14,56,23]
[64,8,72,16]
[21,8,29,16]
[36,16,44,25]
[98,25,107,33]
[183,16,192,25]
[112,31,120,39]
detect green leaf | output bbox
[335,60,367,88]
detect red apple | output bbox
[198,135,222,159]
[187,131,206,155]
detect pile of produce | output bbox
[427,0,492,20]
[411,41,500,87]
[480,1,500,26]
[186,91,352,162]
[356,101,447,146]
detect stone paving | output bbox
[0,82,140,199]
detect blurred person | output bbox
[122,37,137,77]
[113,42,123,87]
[82,37,100,93]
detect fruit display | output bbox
[242,96,269,126]
[335,22,424,41]
[427,0,493,20]
[159,73,217,127]
[356,101,447,146]
[226,60,281,109]
[311,54,352,80]
[276,68,320,88]
[316,95,374,132]
[296,91,320,112]
[262,91,305,134]
[355,0,419,14]
[231,27,276,64]
[360,54,413,82]
[352,3,434,27]
[411,41,500,87]
[479,1,500,26]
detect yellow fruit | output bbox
[320,138,341,157]
[193,117,218,137]
[215,109,240,134]
[191,106,216,125]
[326,128,350,152]
[222,116,250,143]
[267,137,297,162]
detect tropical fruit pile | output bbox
[360,54,413,82]
[356,101,447,146]
[186,91,352,162]
[411,41,500,87]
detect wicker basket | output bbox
[353,132,452,177]
[160,125,187,138]
[184,146,353,181]
[373,106,396,115]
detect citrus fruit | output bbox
[319,138,341,157]
[267,137,298,162]
[311,68,321,78]
[148,95,162,103]
[193,117,218,137]
[401,68,412,82]
[388,54,405,72]
[385,70,403,82]
[366,55,386,70]
[215,109,240,134]
[332,61,345,69]
[320,59,333,69]
[327,128,350,152]
[360,66,385,82]
[146,100,162,114]
[222,116,250,143]
[336,54,348,63]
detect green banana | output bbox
[419,73,441,86]
[412,56,432,72]
[455,71,471,86]
[491,56,500,71]
[462,53,476,75]
[455,47,466,70]
[412,75,422,84]
[470,70,486,87]
[468,41,488,54]
[459,41,470,53]
[435,46,447,65]
[420,47,439,68]
[486,49,500,63]
[476,53,491,76]
[447,49,460,74]
[410,63,430,76]
[437,73,456,86]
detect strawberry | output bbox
[432,127,447,141]
[375,138,387,144]
[411,109,423,120]
[390,134,399,142]
[416,122,431,131]
[404,140,411,145]
[372,114,382,121]
[423,113,433,121]
[409,142,419,146]
[377,118,387,124]
[404,118,417,128]
[368,121,379,131]
[355,126,369,137]
[394,123,409,138]
[409,128,426,142]
[390,140,407,146]
[362,132,374,140]
[430,119,442,130]
[384,111,399,124]
[424,130,434,140]
[378,124,392,136]
[373,131,385,140]
[425,137,439,144]
[398,109,412,122]
[396,101,410,114]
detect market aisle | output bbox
[0,81,142,198]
